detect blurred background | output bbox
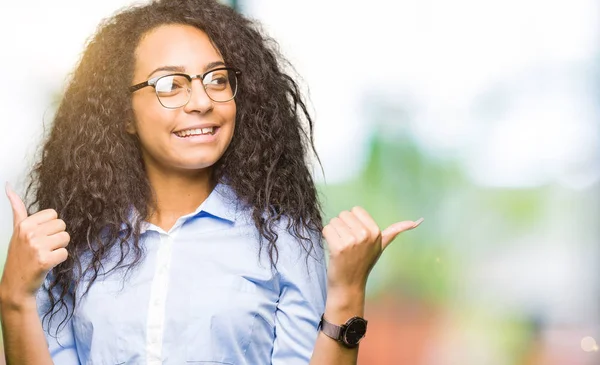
[0,0,598,364]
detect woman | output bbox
[0,0,422,364]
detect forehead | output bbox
[134,24,223,75]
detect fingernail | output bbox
[5,182,12,196]
[412,217,424,228]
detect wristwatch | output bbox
[318,314,368,348]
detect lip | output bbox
[172,126,220,143]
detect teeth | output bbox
[175,127,215,137]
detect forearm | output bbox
[309,287,365,365]
[0,296,53,365]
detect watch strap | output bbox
[319,315,343,341]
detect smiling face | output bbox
[129,24,236,176]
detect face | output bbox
[129,24,236,176]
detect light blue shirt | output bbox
[36,183,327,364]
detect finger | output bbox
[6,182,28,227]
[46,231,70,251]
[36,219,67,237]
[46,248,69,268]
[330,217,356,244]
[27,209,59,226]
[322,224,338,246]
[339,210,372,243]
[381,217,424,250]
[350,206,380,237]
[322,223,344,254]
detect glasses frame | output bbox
[129,66,241,109]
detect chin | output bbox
[176,158,220,171]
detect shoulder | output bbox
[220,182,325,267]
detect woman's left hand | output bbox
[322,206,423,293]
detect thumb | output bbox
[5,182,28,227]
[381,217,424,250]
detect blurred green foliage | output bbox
[318,132,458,303]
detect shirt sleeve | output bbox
[271,228,328,365]
[36,283,81,364]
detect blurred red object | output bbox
[358,295,440,365]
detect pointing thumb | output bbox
[5,182,28,227]
[381,218,424,251]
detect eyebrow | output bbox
[146,61,226,79]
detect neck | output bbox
[144,163,215,232]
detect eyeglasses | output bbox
[129,67,241,109]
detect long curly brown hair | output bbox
[26,0,323,333]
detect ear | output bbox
[125,121,136,134]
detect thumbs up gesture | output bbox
[323,206,423,292]
[0,183,70,306]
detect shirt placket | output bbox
[146,230,177,365]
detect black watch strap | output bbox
[319,315,368,348]
[319,315,343,341]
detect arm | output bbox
[270,232,328,365]
[269,209,421,365]
[309,207,422,365]
[1,185,74,364]
[308,287,365,365]
[270,262,364,365]
[1,286,79,365]
[1,296,54,365]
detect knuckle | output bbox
[345,236,357,246]
[37,255,49,269]
[357,229,369,241]
[47,209,58,219]
[28,237,39,250]
[25,230,35,242]
[17,221,30,235]
[329,246,341,257]
[57,219,67,230]
[57,248,68,262]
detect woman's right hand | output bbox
[0,183,70,308]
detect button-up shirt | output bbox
[37,183,327,364]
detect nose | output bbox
[183,78,213,114]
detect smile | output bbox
[174,127,217,138]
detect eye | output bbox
[204,70,230,89]
[209,76,228,85]
[156,75,188,94]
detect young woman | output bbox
[0,0,422,364]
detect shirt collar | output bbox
[189,182,239,223]
[119,182,240,234]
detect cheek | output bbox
[132,98,172,136]
[225,103,237,131]
[224,107,237,144]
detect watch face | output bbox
[343,318,367,346]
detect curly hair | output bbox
[25,0,323,333]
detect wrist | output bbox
[324,286,366,324]
[0,287,38,313]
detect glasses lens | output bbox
[155,75,191,108]
[203,69,238,102]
